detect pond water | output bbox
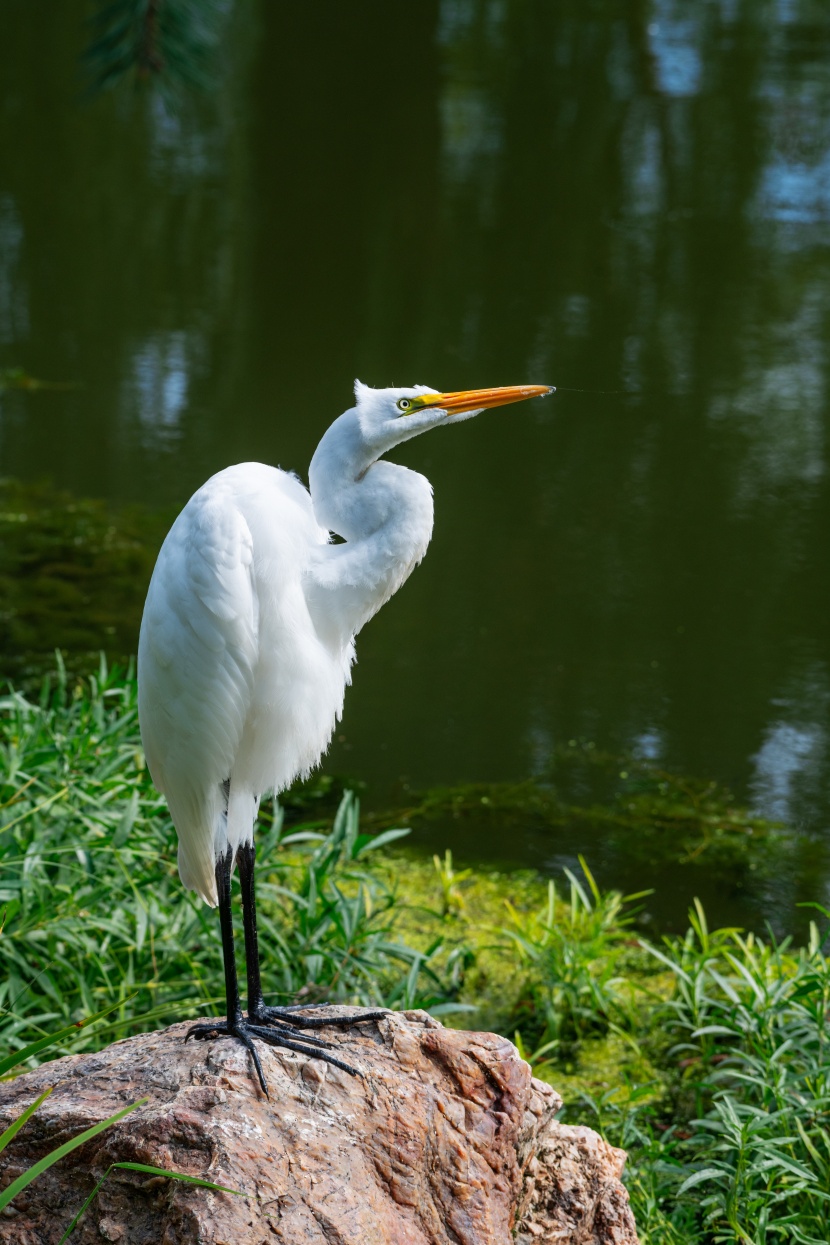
[2,1,830,926]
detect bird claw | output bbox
[185,1015,364,1096]
[249,1003,389,1032]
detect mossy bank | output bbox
[3,665,830,1242]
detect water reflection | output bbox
[648,10,703,98]
[753,719,822,824]
[122,330,197,444]
[146,94,217,184]
[752,663,830,826]
[1,0,830,928]
[0,194,27,346]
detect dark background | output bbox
[2,0,829,906]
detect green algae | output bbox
[0,479,172,681]
[368,749,795,877]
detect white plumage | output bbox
[139,463,337,903]
[138,380,553,908]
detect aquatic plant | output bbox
[2,662,829,1241]
[0,659,452,1062]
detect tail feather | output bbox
[171,780,258,907]
[178,839,219,907]
[169,786,223,907]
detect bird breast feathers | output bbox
[138,465,330,805]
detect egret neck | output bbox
[306,404,434,650]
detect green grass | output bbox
[0,657,459,1051]
[490,882,830,1243]
[2,663,830,1243]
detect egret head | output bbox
[353,379,556,454]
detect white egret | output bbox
[137,379,554,1093]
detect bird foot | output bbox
[185,1013,364,1096]
[249,1002,390,1032]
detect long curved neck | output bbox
[306,410,434,650]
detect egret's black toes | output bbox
[186,1017,334,1049]
[246,1024,362,1078]
[186,1018,270,1094]
[184,1015,363,1095]
[250,1003,389,1031]
[186,1021,230,1043]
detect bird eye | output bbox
[397,398,412,413]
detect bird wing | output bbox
[138,483,258,906]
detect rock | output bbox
[0,1010,639,1244]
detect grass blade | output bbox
[58,1159,241,1243]
[0,1087,53,1155]
[0,1097,148,1214]
[0,996,137,1078]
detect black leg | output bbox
[186,848,269,1095]
[237,839,388,1034]
[217,847,242,1027]
[237,840,268,1018]
[186,843,367,1095]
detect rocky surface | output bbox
[0,1010,639,1244]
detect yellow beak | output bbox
[412,384,555,415]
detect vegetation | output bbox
[2,664,829,1242]
[0,479,170,680]
[0,658,456,1047]
[501,888,830,1244]
[83,0,230,97]
[372,752,823,931]
[0,1092,149,1225]
[0,1013,238,1240]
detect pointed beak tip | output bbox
[429,383,557,415]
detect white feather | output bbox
[138,462,335,904]
[137,383,511,906]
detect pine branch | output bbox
[83,0,229,96]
